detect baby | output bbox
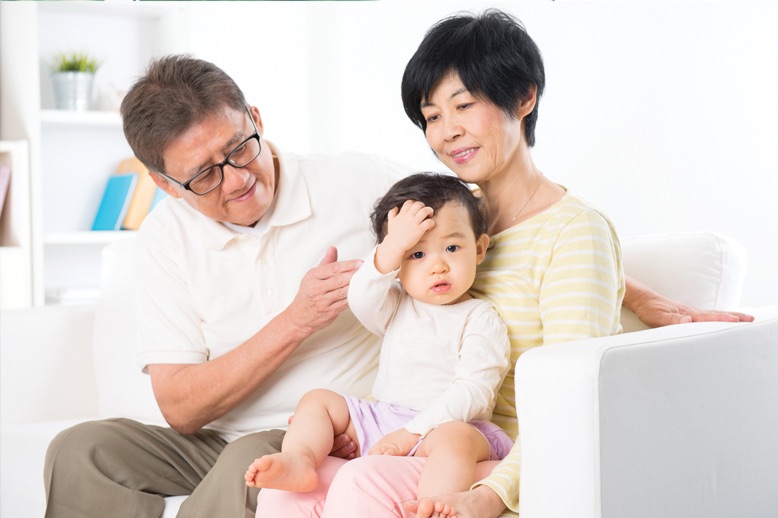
[246,173,512,498]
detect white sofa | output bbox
[1,232,776,518]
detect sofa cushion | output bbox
[0,419,90,518]
[93,236,166,425]
[620,232,747,332]
[0,306,98,425]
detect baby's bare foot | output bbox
[244,453,319,492]
[404,498,459,518]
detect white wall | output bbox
[34,1,778,306]
[175,0,777,306]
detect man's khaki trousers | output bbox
[43,418,285,518]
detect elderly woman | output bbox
[257,9,752,518]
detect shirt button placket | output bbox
[259,246,280,314]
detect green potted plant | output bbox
[50,51,101,111]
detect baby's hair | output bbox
[371,173,488,244]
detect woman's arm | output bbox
[623,276,754,327]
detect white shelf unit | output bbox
[0,2,189,306]
[40,109,124,127]
[0,141,33,309]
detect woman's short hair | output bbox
[401,9,545,147]
[121,55,247,174]
[371,173,488,244]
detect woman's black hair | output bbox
[401,9,545,147]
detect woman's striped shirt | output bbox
[470,192,625,514]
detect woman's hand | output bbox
[404,485,507,518]
[624,277,754,328]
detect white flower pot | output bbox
[51,71,95,111]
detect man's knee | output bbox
[46,419,132,467]
[216,429,285,468]
[45,418,145,499]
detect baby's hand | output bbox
[375,200,434,273]
[368,428,420,456]
[387,200,435,250]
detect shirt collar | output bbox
[203,142,312,250]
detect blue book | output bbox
[91,173,138,231]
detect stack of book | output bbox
[0,164,11,223]
[92,157,168,231]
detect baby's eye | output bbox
[446,245,460,253]
[411,251,425,259]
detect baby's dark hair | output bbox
[371,173,488,244]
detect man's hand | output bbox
[369,428,420,456]
[286,247,363,337]
[625,277,754,328]
[330,432,358,460]
[374,200,434,274]
[287,414,357,460]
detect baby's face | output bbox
[398,202,488,305]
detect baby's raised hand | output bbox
[375,200,434,273]
[387,200,435,250]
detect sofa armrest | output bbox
[0,305,99,425]
[515,317,778,518]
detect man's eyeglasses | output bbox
[158,107,262,196]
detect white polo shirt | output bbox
[136,144,408,440]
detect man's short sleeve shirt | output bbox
[136,147,408,439]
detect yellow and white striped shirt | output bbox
[470,192,625,515]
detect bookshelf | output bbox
[0,2,189,306]
[0,141,32,309]
[40,109,123,127]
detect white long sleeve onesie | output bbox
[347,252,511,437]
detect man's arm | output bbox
[623,275,754,328]
[149,246,361,435]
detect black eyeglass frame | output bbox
[157,106,262,196]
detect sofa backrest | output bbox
[619,232,746,332]
[0,305,99,425]
[92,235,166,425]
[89,232,747,421]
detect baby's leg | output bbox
[245,388,356,492]
[413,421,491,498]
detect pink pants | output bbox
[256,456,498,517]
